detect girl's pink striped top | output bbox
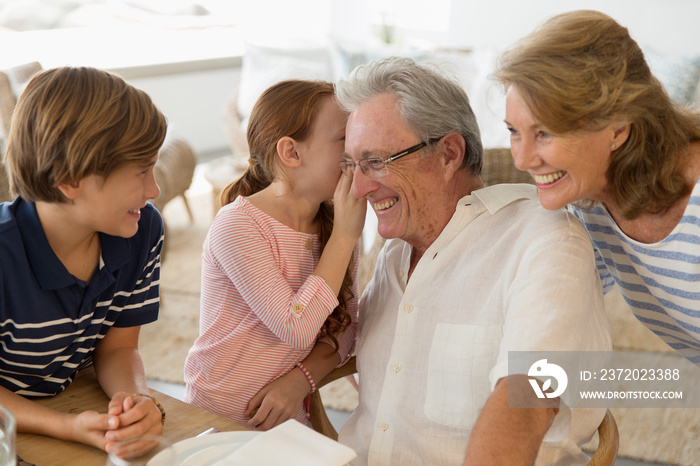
[184,196,358,425]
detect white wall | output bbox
[333,0,700,57]
[123,64,241,157]
[447,0,700,57]
[76,0,700,158]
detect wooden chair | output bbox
[309,357,619,465]
[151,136,196,222]
[309,356,356,441]
[587,409,619,466]
[0,159,9,203]
[481,147,534,186]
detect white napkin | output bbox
[212,420,356,466]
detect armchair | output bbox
[0,62,42,203]
[0,161,9,203]
[0,61,42,147]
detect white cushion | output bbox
[691,78,700,109]
[237,41,333,126]
[463,47,510,149]
[331,44,509,149]
[644,48,700,104]
[329,41,428,80]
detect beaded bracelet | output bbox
[295,362,316,393]
[133,393,166,425]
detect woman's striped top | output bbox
[572,178,700,364]
[184,196,358,425]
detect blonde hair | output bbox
[221,80,353,350]
[5,67,167,203]
[494,10,700,219]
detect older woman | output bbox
[494,10,700,364]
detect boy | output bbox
[0,66,167,453]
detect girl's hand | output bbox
[332,172,366,243]
[245,368,310,431]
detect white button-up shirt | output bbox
[339,184,612,465]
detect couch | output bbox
[223,40,700,161]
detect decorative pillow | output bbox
[330,44,509,149]
[692,78,700,108]
[329,41,428,80]
[644,48,700,104]
[464,47,511,149]
[237,41,334,125]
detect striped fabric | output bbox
[572,179,700,364]
[184,196,358,425]
[0,199,163,397]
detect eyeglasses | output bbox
[339,141,430,179]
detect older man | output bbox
[334,57,611,465]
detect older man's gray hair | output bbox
[335,56,484,176]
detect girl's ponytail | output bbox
[220,156,270,207]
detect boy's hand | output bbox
[104,392,164,453]
[70,410,119,450]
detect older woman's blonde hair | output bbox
[5,66,167,203]
[494,9,700,219]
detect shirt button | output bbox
[404,304,414,313]
[399,270,405,278]
[304,239,313,250]
[380,423,389,431]
[393,364,402,373]
[292,303,304,314]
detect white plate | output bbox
[148,431,261,466]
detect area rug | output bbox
[141,161,697,465]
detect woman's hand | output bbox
[103,392,164,455]
[245,367,310,431]
[332,171,367,244]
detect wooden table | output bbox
[17,367,247,465]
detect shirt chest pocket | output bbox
[424,323,502,429]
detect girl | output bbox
[184,80,365,429]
